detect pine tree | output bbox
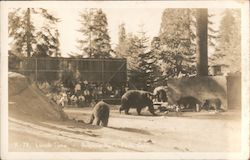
[211,9,241,73]
[77,9,96,57]
[207,13,219,50]
[8,8,61,57]
[115,23,127,58]
[159,9,197,78]
[125,33,141,70]
[9,8,36,57]
[77,9,112,58]
[140,37,162,90]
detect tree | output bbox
[159,9,197,78]
[138,37,162,90]
[8,8,61,57]
[77,9,112,58]
[127,26,162,90]
[115,23,127,58]
[125,29,149,89]
[9,8,35,57]
[211,9,241,73]
[208,13,219,51]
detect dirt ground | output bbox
[9,106,241,152]
[8,72,242,152]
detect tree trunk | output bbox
[26,8,31,57]
[196,9,208,76]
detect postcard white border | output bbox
[1,1,249,160]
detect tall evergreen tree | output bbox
[115,23,127,58]
[77,9,112,58]
[207,13,219,51]
[9,8,35,57]
[140,37,162,89]
[77,9,96,57]
[8,8,61,57]
[159,9,197,78]
[211,9,241,73]
[126,26,149,70]
[128,26,160,90]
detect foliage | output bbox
[138,37,162,90]
[9,8,36,57]
[159,9,197,78]
[8,8,61,57]
[125,27,162,90]
[77,9,112,58]
[211,9,241,73]
[115,23,128,58]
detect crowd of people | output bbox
[37,80,129,108]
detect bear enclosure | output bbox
[9,57,127,85]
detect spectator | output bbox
[102,83,107,96]
[125,83,129,92]
[83,80,88,89]
[83,88,91,103]
[59,92,68,107]
[70,94,78,106]
[106,83,113,96]
[90,99,96,107]
[78,94,86,107]
[92,86,98,101]
[97,85,103,99]
[114,88,120,98]
[74,82,81,96]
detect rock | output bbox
[146,139,153,143]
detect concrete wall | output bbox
[227,76,241,109]
[167,76,228,109]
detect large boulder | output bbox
[8,72,68,121]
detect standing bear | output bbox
[89,101,110,127]
[119,90,156,116]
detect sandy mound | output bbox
[9,72,68,121]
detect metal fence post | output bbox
[102,60,104,82]
[35,58,37,82]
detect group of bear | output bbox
[88,90,222,127]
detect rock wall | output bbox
[167,76,228,109]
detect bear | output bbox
[89,101,110,127]
[156,89,167,102]
[176,96,201,111]
[119,90,156,116]
[202,98,222,111]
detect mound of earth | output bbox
[8,72,68,122]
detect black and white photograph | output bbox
[1,1,249,160]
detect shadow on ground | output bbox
[108,126,151,135]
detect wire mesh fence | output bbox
[9,57,127,84]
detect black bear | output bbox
[202,98,222,111]
[177,96,201,111]
[156,89,167,102]
[119,90,156,115]
[89,101,110,127]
